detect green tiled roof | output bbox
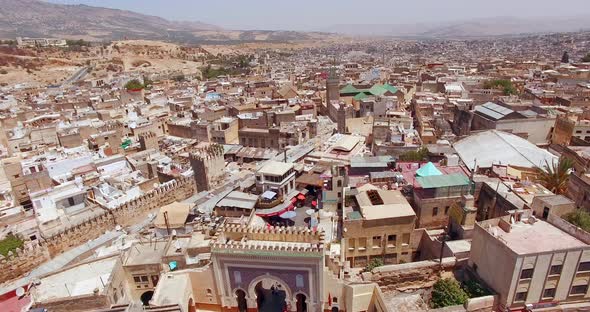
[383,83,399,94]
[340,84,360,94]
[368,84,388,96]
[353,92,370,101]
[416,174,470,189]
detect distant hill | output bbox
[0,0,332,43]
[326,16,590,38]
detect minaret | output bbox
[325,59,340,107]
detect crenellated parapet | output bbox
[210,224,325,256]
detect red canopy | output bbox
[297,194,306,200]
[291,197,298,204]
[311,200,317,206]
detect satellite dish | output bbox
[16,287,25,297]
[115,225,122,231]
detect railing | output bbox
[256,195,284,209]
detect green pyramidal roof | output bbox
[416,162,443,177]
[340,84,360,94]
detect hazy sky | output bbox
[48,0,590,30]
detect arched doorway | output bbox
[188,298,195,312]
[296,293,307,312]
[140,290,154,306]
[235,289,248,312]
[253,280,287,312]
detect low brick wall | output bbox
[369,257,456,291]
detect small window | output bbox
[133,276,141,283]
[578,262,590,272]
[543,288,556,299]
[387,235,396,243]
[445,206,450,215]
[514,291,528,302]
[207,288,212,295]
[571,284,588,295]
[432,207,439,216]
[296,274,304,288]
[520,268,534,279]
[372,236,381,248]
[549,265,562,275]
[234,271,242,284]
[141,276,148,282]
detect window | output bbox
[207,288,213,295]
[571,284,588,295]
[432,207,439,216]
[578,262,590,272]
[543,288,556,299]
[445,206,450,215]
[387,235,397,247]
[296,274,304,288]
[141,276,148,282]
[372,236,382,248]
[520,268,534,279]
[549,265,562,275]
[337,180,342,187]
[514,291,528,302]
[233,271,242,284]
[133,276,141,283]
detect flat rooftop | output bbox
[124,241,167,266]
[488,219,587,255]
[258,161,293,176]
[354,184,416,220]
[33,256,118,302]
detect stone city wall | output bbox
[0,176,195,284]
[0,242,51,283]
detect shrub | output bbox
[431,278,469,308]
[365,258,384,272]
[564,210,590,232]
[463,279,491,298]
[0,234,24,256]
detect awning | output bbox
[280,211,297,219]
[311,200,317,206]
[261,190,277,199]
[297,194,306,200]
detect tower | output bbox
[189,144,225,192]
[138,131,158,151]
[337,103,346,134]
[325,60,340,106]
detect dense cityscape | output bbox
[2,1,590,312]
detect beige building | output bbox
[256,161,296,197]
[342,184,416,267]
[470,211,590,311]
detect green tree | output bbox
[124,79,144,90]
[535,157,574,195]
[483,79,517,95]
[582,53,590,63]
[431,278,469,308]
[365,258,384,272]
[564,210,590,232]
[399,147,429,162]
[561,51,570,63]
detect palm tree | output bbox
[536,157,574,194]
